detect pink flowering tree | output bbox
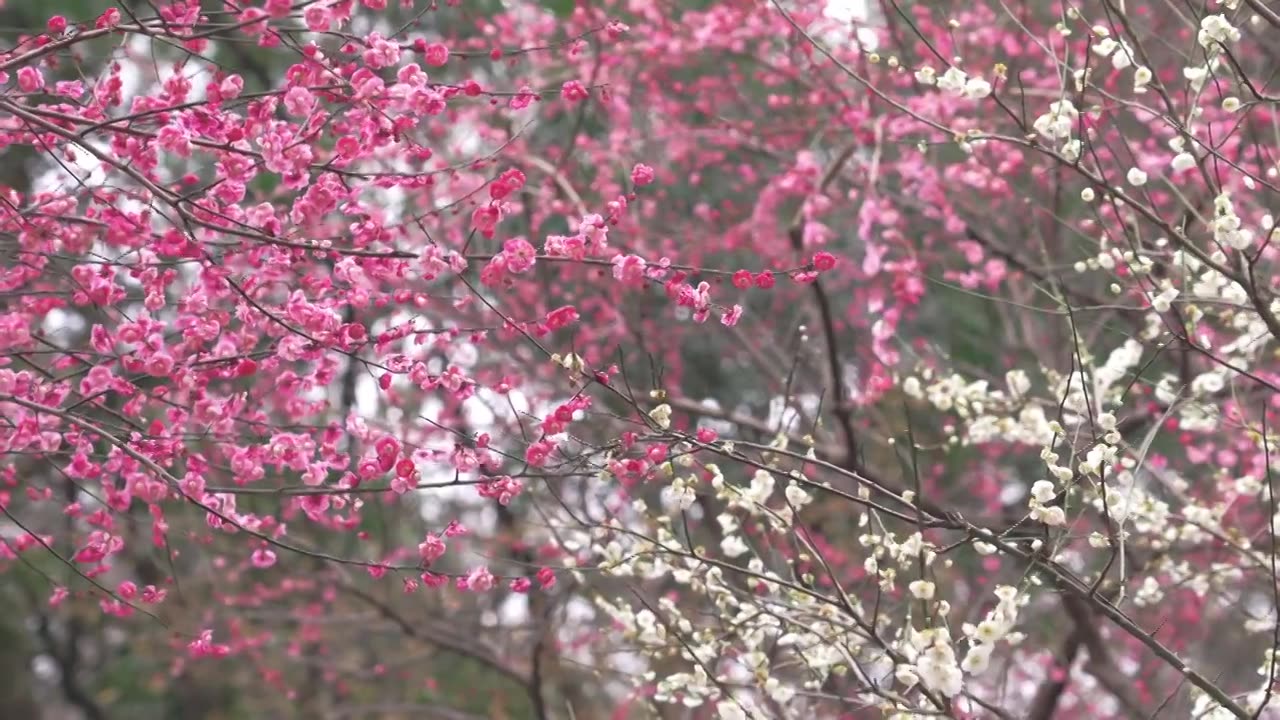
[4,0,1280,718]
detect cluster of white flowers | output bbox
[1092,471,1169,537]
[714,467,775,512]
[915,65,992,100]
[1145,245,1270,407]
[715,699,766,720]
[1132,575,1165,607]
[784,481,812,508]
[897,627,963,697]
[577,515,699,582]
[1081,412,1121,471]
[1183,61,1217,92]
[1028,479,1066,526]
[1198,14,1241,52]
[648,402,673,429]
[1148,283,1179,313]
[1092,32,1136,70]
[1033,100,1081,160]
[1086,27,1157,94]
[550,351,585,373]
[1170,250,1243,307]
[901,368,1058,448]
[1049,339,1145,421]
[655,665,714,707]
[893,586,1025,699]
[859,531,940,592]
[960,585,1025,673]
[588,465,893,715]
[661,473,698,512]
[1211,191,1254,250]
[1074,234,1156,276]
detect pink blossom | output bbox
[188,629,231,659]
[95,8,120,27]
[390,474,416,494]
[536,567,557,590]
[362,33,402,69]
[545,305,580,330]
[251,548,278,568]
[490,169,526,200]
[478,476,524,506]
[561,80,590,102]
[510,85,537,109]
[283,86,316,116]
[612,254,648,284]
[525,440,556,467]
[501,237,537,273]
[17,67,44,93]
[219,75,244,100]
[812,251,837,271]
[422,42,450,67]
[471,203,503,238]
[459,566,495,592]
[720,304,743,327]
[631,163,655,186]
[418,533,446,564]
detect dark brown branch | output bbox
[786,142,862,468]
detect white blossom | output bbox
[961,643,994,674]
[1006,369,1031,398]
[1110,40,1135,70]
[1171,152,1196,173]
[1150,287,1179,313]
[1184,65,1210,91]
[721,534,749,558]
[784,483,812,508]
[914,640,963,697]
[962,77,992,100]
[1198,15,1241,51]
[909,580,936,600]
[1033,100,1078,141]
[1031,480,1057,504]
[1037,505,1066,525]
[1133,66,1152,92]
[742,469,775,506]
[662,476,697,512]
[716,702,747,720]
[1092,37,1119,58]
[937,67,968,94]
[1213,192,1253,250]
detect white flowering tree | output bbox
[538,2,1280,719]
